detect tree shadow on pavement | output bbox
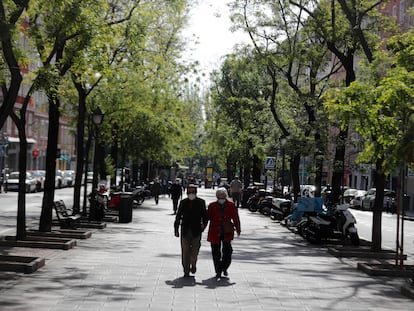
[165,276,196,288]
[199,276,235,289]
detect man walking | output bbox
[170,178,183,214]
[174,184,208,277]
[230,176,243,208]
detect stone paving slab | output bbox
[0,189,413,310]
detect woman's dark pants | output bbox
[211,235,233,275]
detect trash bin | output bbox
[119,192,133,223]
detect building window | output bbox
[41,120,48,139]
[400,0,405,23]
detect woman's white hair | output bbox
[216,187,228,198]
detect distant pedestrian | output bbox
[170,178,183,214]
[174,184,208,277]
[161,176,168,196]
[151,178,161,205]
[230,176,243,208]
[207,188,241,279]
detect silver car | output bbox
[63,170,75,187]
[349,190,367,209]
[5,171,37,193]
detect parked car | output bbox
[63,170,75,187]
[55,170,63,188]
[343,188,359,203]
[361,188,376,210]
[349,190,367,209]
[361,188,396,211]
[383,190,397,213]
[5,171,37,193]
[87,171,93,183]
[30,170,46,192]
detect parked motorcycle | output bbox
[284,197,324,230]
[241,186,258,208]
[131,186,151,207]
[270,198,292,221]
[301,203,360,246]
[88,189,106,221]
[247,189,269,212]
[257,195,275,216]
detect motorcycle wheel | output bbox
[136,197,145,205]
[350,232,360,246]
[248,203,257,212]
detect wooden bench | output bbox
[53,200,81,229]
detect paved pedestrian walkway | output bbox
[0,188,413,310]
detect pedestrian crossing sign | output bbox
[265,157,276,170]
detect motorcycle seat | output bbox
[309,216,331,226]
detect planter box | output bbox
[27,229,92,239]
[357,263,414,277]
[328,246,407,260]
[53,220,107,229]
[0,235,76,250]
[0,255,45,274]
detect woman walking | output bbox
[207,188,241,279]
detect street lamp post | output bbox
[280,137,287,194]
[92,106,104,187]
[90,107,104,220]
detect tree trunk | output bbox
[372,160,385,251]
[243,166,250,189]
[252,155,261,182]
[331,128,347,203]
[291,154,300,203]
[39,100,59,232]
[72,82,87,214]
[0,11,24,128]
[15,120,27,240]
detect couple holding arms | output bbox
[174,185,241,279]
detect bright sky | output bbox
[182,0,249,85]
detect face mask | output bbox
[188,193,196,200]
[218,198,226,205]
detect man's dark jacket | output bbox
[170,183,182,200]
[174,197,208,237]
